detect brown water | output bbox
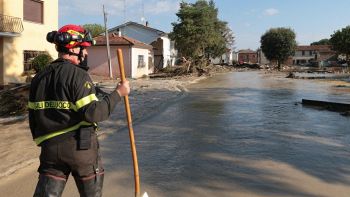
[101,71,350,197]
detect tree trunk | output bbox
[346,54,350,73]
[186,62,192,73]
[278,60,281,70]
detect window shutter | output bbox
[23,0,43,24]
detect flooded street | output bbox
[100,71,350,197]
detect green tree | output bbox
[82,24,104,37]
[170,0,233,66]
[31,52,53,73]
[311,38,330,45]
[206,22,235,58]
[223,25,235,50]
[330,26,350,62]
[260,27,297,70]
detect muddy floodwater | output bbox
[100,71,350,197]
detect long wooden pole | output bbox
[117,48,140,197]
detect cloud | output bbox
[144,0,180,15]
[263,8,279,16]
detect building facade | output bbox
[291,45,335,66]
[108,21,177,70]
[210,49,234,65]
[238,49,258,64]
[88,33,153,79]
[0,0,58,86]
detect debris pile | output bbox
[0,90,28,117]
[0,84,30,117]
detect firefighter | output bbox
[28,24,130,197]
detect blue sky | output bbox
[59,0,350,50]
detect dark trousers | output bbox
[33,130,104,197]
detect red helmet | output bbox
[55,24,95,49]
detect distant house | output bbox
[291,45,336,66]
[257,48,270,65]
[238,49,258,64]
[88,33,153,79]
[210,49,235,65]
[108,21,177,70]
[0,0,58,86]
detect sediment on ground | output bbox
[0,74,206,179]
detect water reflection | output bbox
[102,71,350,197]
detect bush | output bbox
[232,59,238,66]
[31,52,53,73]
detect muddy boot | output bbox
[33,174,66,197]
[74,173,104,197]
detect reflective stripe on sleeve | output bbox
[34,121,94,145]
[75,94,99,110]
[28,101,77,111]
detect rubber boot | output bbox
[33,174,67,197]
[74,173,104,197]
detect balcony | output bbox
[0,14,24,37]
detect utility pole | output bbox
[103,5,113,79]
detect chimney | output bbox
[116,28,121,36]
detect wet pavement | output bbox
[101,71,350,197]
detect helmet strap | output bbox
[57,45,79,57]
[78,46,89,70]
[78,46,84,62]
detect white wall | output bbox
[294,50,314,58]
[161,36,174,67]
[131,47,150,78]
[148,50,154,74]
[210,51,233,65]
[293,50,315,63]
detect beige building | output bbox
[0,0,58,86]
[290,45,336,66]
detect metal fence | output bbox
[0,14,24,33]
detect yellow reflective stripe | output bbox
[34,121,94,145]
[28,101,77,111]
[75,94,98,110]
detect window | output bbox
[302,50,305,56]
[23,50,45,71]
[309,51,313,56]
[138,55,145,68]
[23,0,43,24]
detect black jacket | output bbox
[29,58,121,145]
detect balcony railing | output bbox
[0,14,24,34]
